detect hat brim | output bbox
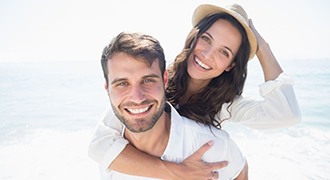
[192,4,257,60]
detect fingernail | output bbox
[208,140,214,146]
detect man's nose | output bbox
[128,85,146,104]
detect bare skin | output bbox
[249,19,283,81]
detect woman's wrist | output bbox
[162,160,182,179]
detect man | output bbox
[96,32,247,179]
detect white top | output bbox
[219,73,301,129]
[88,73,301,173]
[100,103,245,180]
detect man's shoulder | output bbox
[168,102,230,142]
[180,116,230,141]
[178,116,241,164]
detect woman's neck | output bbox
[180,78,210,104]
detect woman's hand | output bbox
[166,141,228,180]
[248,19,283,81]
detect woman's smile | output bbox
[194,56,211,70]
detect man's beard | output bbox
[111,97,166,133]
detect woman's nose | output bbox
[202,48,215,62]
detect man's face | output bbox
[106,52,167,133]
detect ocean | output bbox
[0,59,329,179]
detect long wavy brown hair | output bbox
[166,13,250,129]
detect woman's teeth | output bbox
[195,57,211,70]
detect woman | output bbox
[89,3,301,179]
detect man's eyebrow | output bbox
[110,74,161,85]
[110,78,127,85]
[143,74,161,79]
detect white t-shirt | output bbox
[101,103,245,180]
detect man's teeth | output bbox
[195,58,211,70]
[127,107,149,114]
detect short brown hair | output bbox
[100,32,166,85]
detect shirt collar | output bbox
[161,102,185,160]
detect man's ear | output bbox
[163,70,168,86]
[104,83,108,91]
[225,62,235,72]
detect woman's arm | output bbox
[223,20,301,129]
[225,73,301,129]
[249,19,283,81]
[88,107,228,179]
[88,107,127,170]
[111,141,228,179]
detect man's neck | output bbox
[124,111,171,157]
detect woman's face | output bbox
[187,19,242,81]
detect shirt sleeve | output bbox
[222,138,246,180]
[88,106,128,171]
[219,73,301,129]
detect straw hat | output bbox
[192,3,257,60]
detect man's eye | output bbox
[143,78,155,84]
[116,82,128,87]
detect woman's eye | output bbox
[201,35,211,43]
[220,50,229,57]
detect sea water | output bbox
[0,59,329,179]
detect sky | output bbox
[0,0,330,63]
